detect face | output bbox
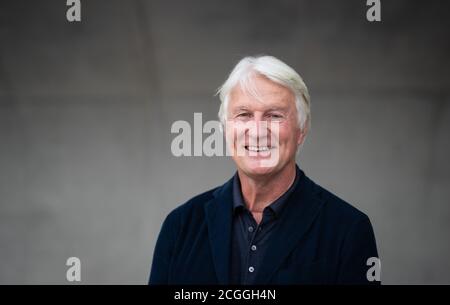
[225,74,306,179]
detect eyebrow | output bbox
[231,106,250,112]
[266,106,289,112]
[230,105,289,113]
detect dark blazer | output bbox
[149,168,379,285]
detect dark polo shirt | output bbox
[230,166,301,284]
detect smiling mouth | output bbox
[244,145,273,152]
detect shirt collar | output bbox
[232,165,301,217]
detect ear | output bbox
[297,127,307,146]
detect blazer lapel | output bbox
[254,171,326,284]
[204,178,234,285]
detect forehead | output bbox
[228,75,295,110]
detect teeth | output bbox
[246,146,270,152]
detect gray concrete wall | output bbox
[0,0,449,284]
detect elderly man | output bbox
[149,55,379,285]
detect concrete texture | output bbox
[0,0,449,284]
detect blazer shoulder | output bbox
[310,178,370,224]
[166,183,221,221]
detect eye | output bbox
[237,112,250,118]
[268,113,283,119]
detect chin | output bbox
[239,159,279,177]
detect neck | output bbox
[238,162,297,214]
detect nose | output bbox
[246,117,270,145]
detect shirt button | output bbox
[248,226,254,233]
[251,245,257,251]
[248,266,255,273]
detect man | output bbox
[149,55,379,285]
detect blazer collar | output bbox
[204,177,234,284]
[204,167,325,284]
[254,169,325,284]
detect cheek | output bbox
[276,126,300,149]
[276,124,293,143]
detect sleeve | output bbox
[148,210,179,285]
[336,215,381,284]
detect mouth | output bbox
[244,145,273,152]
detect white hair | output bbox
[216,55,311,132]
